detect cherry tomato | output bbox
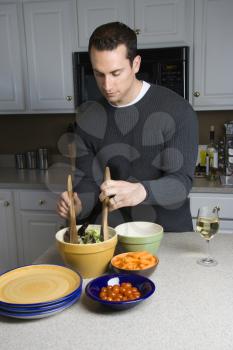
[99,292,107,299]
[121,282,132,289]
[98,281,141,302]
[112,285,120,294]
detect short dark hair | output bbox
[88,22,137,65]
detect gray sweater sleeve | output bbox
[141,102,198,208]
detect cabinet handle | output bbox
[134,29,141,35]
[4,201,10,207]
[39,199,46,206]
[66,96,73,101]
[193,91,200,97]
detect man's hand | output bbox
[99,180,147,211]
[56,191,82,219]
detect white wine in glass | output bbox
[196,206,220,266]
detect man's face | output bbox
[90,44,141,106]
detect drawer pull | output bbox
[193,91,200,97]
[4,201,10,207]
[39,199,46,206]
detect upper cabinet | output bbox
[0,3,25,111]
[134,0,193,47]
[76,0,194,50]
[23,0,77,111]
[77,0,133,48]
[193,0,233,110]
[2,0,233,113]
[0,0,77,114]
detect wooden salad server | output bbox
[101,167,111,241]
[67,174,78,243]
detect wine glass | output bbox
[196,205,220,266]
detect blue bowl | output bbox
[85,273,155,310]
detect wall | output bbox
[0,110,233,155]
[0,114,75,154]
[198,110,233,144]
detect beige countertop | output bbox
[0,167,233,193]
[1,232,233,350]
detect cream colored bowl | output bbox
[55,225,117,278]
[115,221,164,255]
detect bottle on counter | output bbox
[206,125,218,180]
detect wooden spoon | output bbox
[101,167,111,241]
[67,174,78,243]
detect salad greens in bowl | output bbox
[55,224,117,279]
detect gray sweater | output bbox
[74,84,198,232]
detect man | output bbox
[57,22,198,232]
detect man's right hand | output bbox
[56,191,82,219]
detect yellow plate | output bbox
[0,265,81,305]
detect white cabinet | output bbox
[77,0,134,48]
[0,3,25,111]
[0,0,77,114]
[192,0,233,110]
[15,190,65,265]
[0,188,65,269]
[134,0,193,47]
[189,192,233,234]
[23,0,77,111]
[0,191,18,272]
[77,0,194,49]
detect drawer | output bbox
[18,190,60,211]
[190,193,233,219]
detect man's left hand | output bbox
[99,180,147,211]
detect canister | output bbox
[38,148,48,169]
[15,153,26,169]
[26,151,37,169]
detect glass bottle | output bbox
[206,125,218,180]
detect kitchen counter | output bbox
[1,167,233,193]
[1,232,233,350]
[0,166,71,192]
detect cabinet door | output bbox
[193,0,233,110]
[23,0,77,111]
[0,3,25,111]
[77,0,134,49]
[189,192,233,234]
[19,212,65,265]
[134,0,194,47]
[0,191,18,272]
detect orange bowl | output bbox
[110,251,159,277]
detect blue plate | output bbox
[0,292,81,319]
[85,273,155,310]
[0,288,82,313]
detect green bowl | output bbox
[115,222,164,254]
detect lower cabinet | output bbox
[0,191,18,273]
[0,189,65,271]
[189,192,233,234]
[14,190,65,266]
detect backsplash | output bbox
[198,110,233,144]
[0,114,75,154]
[0,111,233,155]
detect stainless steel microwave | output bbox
[72,46,189,108]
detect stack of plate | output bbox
[0,264,82,319]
